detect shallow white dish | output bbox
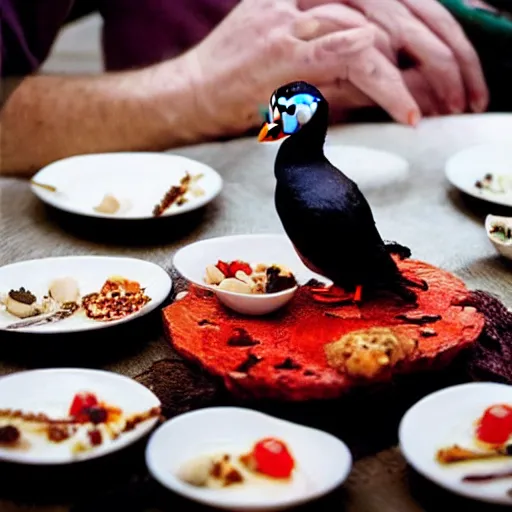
[0,368,160,465]
[146,406,352,511]
[445,143,512,207]
[172,234,328,316]
[262,143,410,192]
[399,382,512,505]
[30,152,223,219]
[485,214,512,261]
[0,255,171,333]
[324,144,410,189]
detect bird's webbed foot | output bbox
[400,276,429,291]
[310,284,363,304]
[387,283,419,306]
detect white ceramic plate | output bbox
[324,144,410,188]
[146,407,352,511]
[262,143,410,192]
[173,234,329,315]
[30,152,223,219]
[0,256,171,333]
[0,368,160,465]
[445,143,512,207]
[399,382,512,505]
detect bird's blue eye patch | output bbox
[275,92,320,134]
[291,93,319,106]
[282,113,299,135]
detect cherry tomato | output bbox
[476,404,512,445]
[252,438,295,478]
[216,260,230,277]
[69,392,98,418]
[228,261,252,277]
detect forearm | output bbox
[0,55,208,176]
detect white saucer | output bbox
[30,152,223,219]
[0,368,160,465]
[146,407,352,511]
[0,256,171,333]
[324,144,410,189]
[399,382,512,505]
[262,143,410,191]
[445,143,512,207]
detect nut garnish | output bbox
[82,277,151,321]
[204,260,296,295]
[218,278,252,294]
[324,327,417,379]
[205,264,225,285]
[153,172,203,217]
[8,288,36,305]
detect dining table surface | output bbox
[0,113,511,512]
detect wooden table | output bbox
[0,114,511,512]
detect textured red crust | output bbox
[163,259,485,400]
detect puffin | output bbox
[258,81,427,304]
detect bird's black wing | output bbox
[275,170,400,288]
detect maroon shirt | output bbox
[1,0,239,76]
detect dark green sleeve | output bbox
[437,0,512,111]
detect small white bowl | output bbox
[172,234,327,316]
[145,406,352,511]
[485,214,512,261]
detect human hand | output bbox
[301,0,490,115]
[183,0,422,139]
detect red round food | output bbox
[216,260,253,278]
[163,259,485,400]
[476,404,512,445]
[216,260,230,277]
[228,261,252,277]
[252,438,294,478]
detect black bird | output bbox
[258,81,427,304]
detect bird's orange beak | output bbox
[258,122,286,142]
[258,109,286,142]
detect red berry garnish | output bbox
[229,261,252,276]
[69,392,98,418]
[476,404,512,445]
[252,438,295,478]
[87,429,102,446]
[216,260,230,277]
[228,261,252,277]
[85,406,108,425]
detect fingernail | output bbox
[450,101,464,115]
[407,109,420,127]
[470,97,487,113]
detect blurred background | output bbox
[43,12,101,75]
